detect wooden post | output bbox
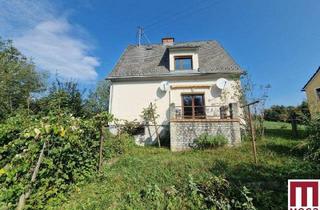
[17,141,47,210]
[98,125,104,172]
[291,112,298,138]
[150,103,161,147]
[241,100,259,165]
[247,106,258,164]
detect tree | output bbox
[264,101,310,123]
[93,111,113,172]
[0,38,45,120]
[240,71,271,138]
[83,80,111,116]
[33,79,84,117]
[141,103,161,147]
[296,101,311,121]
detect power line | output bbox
[144,0,212,30]
[151,0,221,33]
[136,0,222,44]
[143,32,151,44]
[144,0,220,31]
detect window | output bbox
[182,94,205,119]
[316,88,320,99]
[174,56,193,70]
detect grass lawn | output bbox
[61,121,319,210]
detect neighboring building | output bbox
[108,38,244,151]
[302,67,320,117]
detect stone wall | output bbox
[170,120,241,151]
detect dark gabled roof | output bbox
[108,40,242,79]
[302,66,320,91]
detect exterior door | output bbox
[182,94,205,119]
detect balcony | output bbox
[170,104,239,122]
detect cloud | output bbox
[14,19,99,81]
[0,0,99,82]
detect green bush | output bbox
[120,120,144,136]
[124,175,255,210]
[306,115,320,163]
[0,111,117,209]
[104,133,135,159]
[192,175,256,210]
[194,133,228,149]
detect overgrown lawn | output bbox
[62,122,319,210]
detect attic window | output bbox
[316,88,320,99]
[174,56,193,70]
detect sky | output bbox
[0,0,319,107]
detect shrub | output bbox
[306,115,320,163]
[120,120,144,136]
[191,175,256,210]
[125,175,255,210]
[194,133,228,149]
[104,132,135,158]
[0,111,117,209]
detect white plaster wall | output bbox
[109,75,242,126]
[110,80,170,125]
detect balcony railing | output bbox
[171,104,238,121]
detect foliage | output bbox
[119,119,144,136]
[104,133,135,159]
[141,103,159,124]
[264,101,310,123]
[93,111,113,128]
[32,79,84,117]
[0,38,46,121]
[0,112,115,209]
[240,71,271,139]
[141,103,161,147]
[83,80,111,117]
[194,176,255,209]
[305,115,320,163]
[194,133,228,149]
[132,175,255,210]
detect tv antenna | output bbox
[137,26,151,46]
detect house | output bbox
[107,38,244,151]
[302,66,320,118]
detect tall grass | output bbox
[61,121,319,210]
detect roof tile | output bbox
[108,40,242,78]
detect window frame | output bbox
[174,55,193,70]
[181,93,206,119]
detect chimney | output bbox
[162,37,174,46]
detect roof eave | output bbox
[106,71,243,81]
[301,66,320,91]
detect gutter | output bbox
[106,71,243,82]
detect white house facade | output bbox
[108,38,244,151]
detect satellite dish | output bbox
[159,81,169,91]
[216,78,229,90]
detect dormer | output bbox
[168,45,199,72]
